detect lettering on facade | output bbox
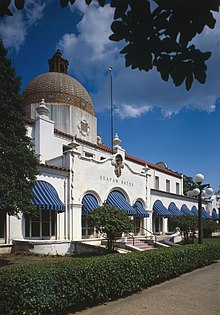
[99,175,134,187]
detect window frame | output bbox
[155,176,159,190]
[25,210,57,240]
[166,179,170,192]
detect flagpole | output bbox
[108,66,113,154]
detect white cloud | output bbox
[115,104,152,119]
[58,3,119,82]
[0,0,47,52]
[0,13,26,52]
[58,4,220,119]
[25,0,46,26]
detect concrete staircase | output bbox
[125,237,156,251]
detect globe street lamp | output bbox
[188,173,213,244]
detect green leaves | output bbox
[110,21,128,41]
[1,243,220,314]
[0,0,13,16]
[0,0,219,90]
[109,0,217,89]
[0,0,25,16]
[88,204,134,250]
[14,0,25,10]
[60,0,71,8]
[60,0,105,8]
[0,41,38,215]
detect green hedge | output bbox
[0,243,220,315]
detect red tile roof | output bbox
[39,163,69,172]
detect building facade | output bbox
[0,51,217,254]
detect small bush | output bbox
[0,243,220,315]
[203,221,219,238]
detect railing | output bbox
[140,226,157,243]
[128,233,135,246]
[128,227,157,246]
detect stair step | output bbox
[126,239,156,251]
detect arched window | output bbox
[106,191,136,215]
[25,181,65,239]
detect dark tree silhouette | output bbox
[0,0,219,90]
[0,40,38,215]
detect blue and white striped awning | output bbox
[212,209,219,221]
[133,201,149,218]
[168,202,183,217]
[32,181,65,211]
[181,205,194,216]
[106,191,136,215]
[202,207,212,220]
[82,194,99,215]
[153,200,172,218]
[191,206,206,219]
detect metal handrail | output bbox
[128,227,157,246]
[140,226,157,243]
[128,233,135,246]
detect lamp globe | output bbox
[206,187,213,195]
[194,173,204,184]
[192,188,200,196]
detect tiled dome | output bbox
[22,72,95,116]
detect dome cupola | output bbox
[23,51,97,143]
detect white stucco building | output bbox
[0,50,218,254]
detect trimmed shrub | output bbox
[0,243,220,315]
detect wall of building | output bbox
[148,168,182,195]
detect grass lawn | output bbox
[0,252,75,269]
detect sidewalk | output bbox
[72,261,220,315]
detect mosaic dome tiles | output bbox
[22,72,95,116]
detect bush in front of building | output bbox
[169,215,198,243]
[88,205,134,251]
[203,220,219,238]
[0,243,220,315]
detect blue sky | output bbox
[0,1,220,191]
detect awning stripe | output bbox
[106,191,136,215]
[32,181,65,211]
[202,207,212,220]
[168,202,183,216]
[181,205,194,216]
[212,209,219,220]
[82,194,99,215]
[133,201,149,218]
[153,200,172,218]
[191,206,206,219]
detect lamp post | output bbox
[216,188,220,226]
[187,173,213,244]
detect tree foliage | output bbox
[1,0,219,90]
[88,204,134,251]
[183,175,196,195]
[0,40,38,215]
[203,220,218,238]
[170,215,198,243]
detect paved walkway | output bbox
[72,261,220,315]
